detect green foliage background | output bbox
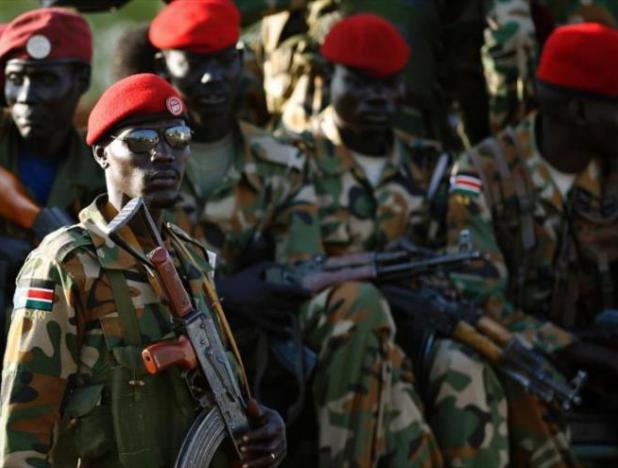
[0,0,164,105]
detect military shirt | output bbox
[446,111,617,353]
[306,107,447,255]
[0,124,105,241]
[0,197,232,466]
[173,120,323,271]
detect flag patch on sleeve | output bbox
[449,174,482,196]
[13,280,56,312]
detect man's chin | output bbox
[143,192,179,211]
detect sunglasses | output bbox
[111,125,192,153]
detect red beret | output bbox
[0,8,92,64]
[537,23,618,98]
[86,73,187,146]
[149,0,240,54]
[321,14,410,78]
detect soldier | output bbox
[483,0,618,132]
[0,72,286,467]
[0,9,104,368]
[305,14,510,467]
[148,1,442,466]
[448,22,618,466]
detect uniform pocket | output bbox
[64,383,116,461]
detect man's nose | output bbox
[15,78,37,104]
[150,140,176,163]
[200,64,224,85]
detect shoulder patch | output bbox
[449,173,482,197]
[13,279,56,313]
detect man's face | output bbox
[581,98,618,158]
[95,118,191,210]
[161,47,242,125]
[4,60,85,141]
[330,65,404,133]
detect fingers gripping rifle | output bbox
[381,286,586,411]
[0,165,73,238]
[105,198,259,468]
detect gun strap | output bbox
[166,227,253,401]
[107,269,142,346]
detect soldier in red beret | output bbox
[447,22,618,465]
[150,2,443,467]
[0,8,104,378]
[1,72,287,467]
[303,13,519,467]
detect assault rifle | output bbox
[105,198,258,468]
[265,243,586,411]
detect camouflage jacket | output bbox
[173,120,323,271]
[306,107,448,255]
[0,123,105,241]
[0,197,237,467]
[483,0,618,132]
[447,111,618,353]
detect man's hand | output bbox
[215,261,311,329]
[557,341,618,381]
[237,404,287,467]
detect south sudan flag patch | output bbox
[449,174,482,196]
[14,280,56,312]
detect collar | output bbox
[524,113,602,211]
[79,196,150,272]
[311,106,407,184]
[183,122,262,200]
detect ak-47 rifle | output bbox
[104,198,259,468]
[265,239,586,411]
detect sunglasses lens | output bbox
[123,129,159,153]
[164,126,192,149]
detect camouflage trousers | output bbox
[426,339,578,467]
[299,281,443,468]
[502,377,579,468]
[426,339,509,467]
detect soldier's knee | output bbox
[428,339,505,405]
[327,281,395,335]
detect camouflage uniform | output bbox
[483,0,618,132]
[173,121,441,467]
[0,197,235,467]
[306,106,509,467]
[446,111,597,466]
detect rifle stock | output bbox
[0,165,40,229]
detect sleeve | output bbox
[482,0,537,132]
[446,151,510,312]
[272,167,324,264]
[446,151,576,354]
[0,252,80,467]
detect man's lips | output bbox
[146,170,179,190]
[196,92,227,106]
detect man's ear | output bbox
[154,51,170,81]
[92,144,108,170]
[75,64,92,96]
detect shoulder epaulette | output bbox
[241,121,306,171]
[38,224,94,263]
[165,223,217,270]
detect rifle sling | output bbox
[107,269,142,346]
